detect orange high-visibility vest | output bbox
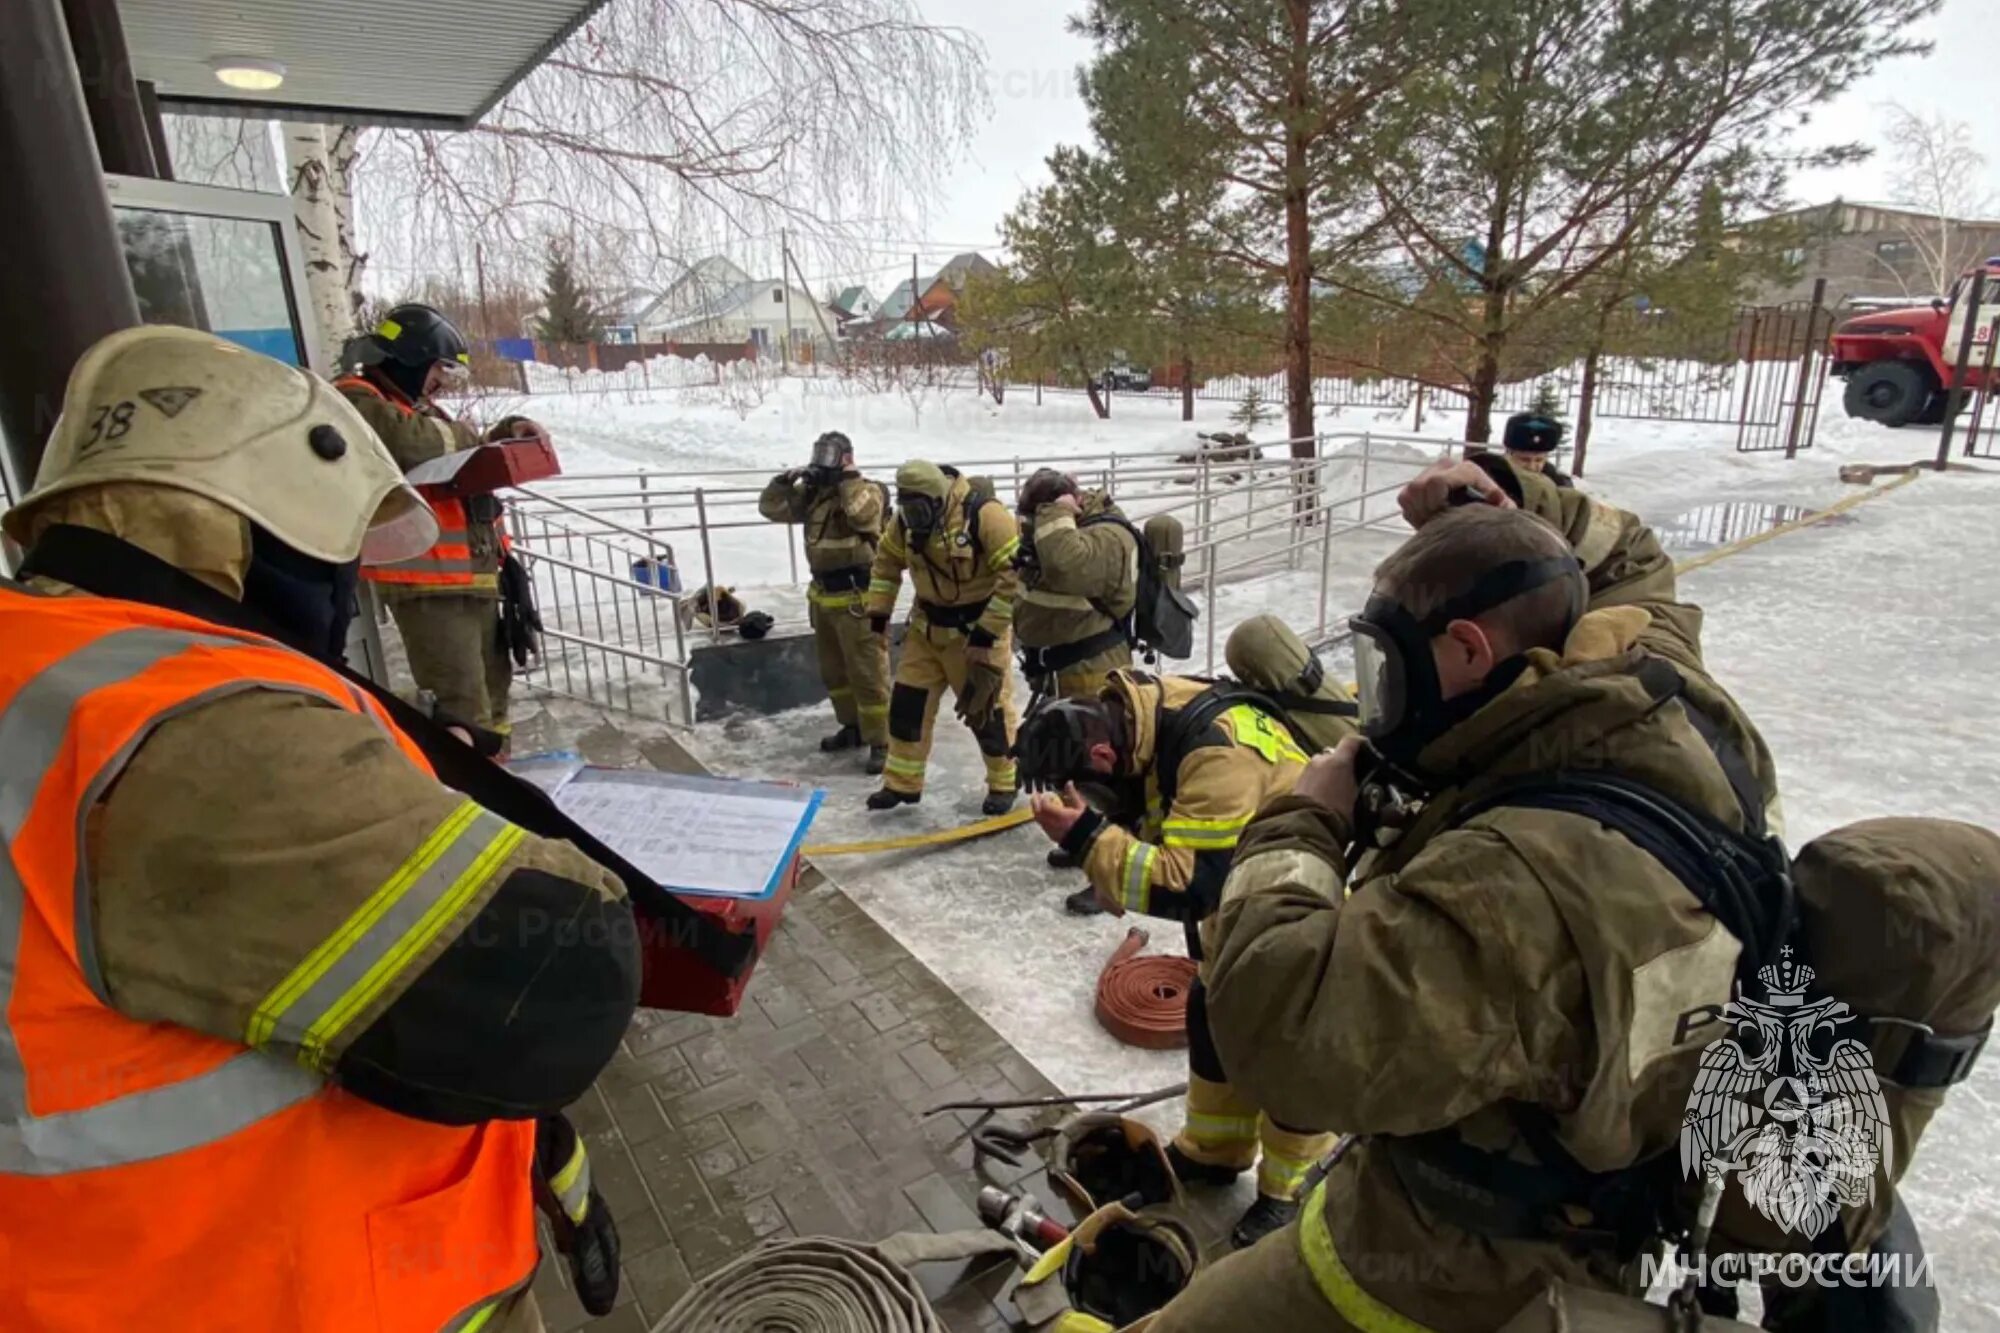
[0,583,539,1332]
[335,375,505,591]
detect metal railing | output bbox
[498,430,1452,720]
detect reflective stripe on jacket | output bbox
[0,585,538,1332]
[336,376,505,592]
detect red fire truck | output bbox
[1831,258,2000,426]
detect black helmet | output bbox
[361,304,471,372]
[738,610,776,640]
[1502,413,1565,454]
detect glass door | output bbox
[101,175,327,373]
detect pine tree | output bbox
[1230,383,1274,433]
[1528,380,1565,422]
[533,244,606,344]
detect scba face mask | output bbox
[809,432,850,476]
[1349,555,1584,771]
[897,491,943,539]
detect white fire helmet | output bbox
[4,325,438,566]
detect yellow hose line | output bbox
[802,806,1034,858]
[1672,470,1922,576]
[800,473,1919,862]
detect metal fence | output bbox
[498,431,1454,723]
[1020,289,1835,456]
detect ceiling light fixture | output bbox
[210,57,286,91]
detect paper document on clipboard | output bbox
[507,760,822,901]
[402,449,481,488]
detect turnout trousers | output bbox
[387,592,513,735]
[810,587,891,745]
[882,621,1018,798]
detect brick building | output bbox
[1754,200,2000,308]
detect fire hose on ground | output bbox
[1093,927,1197,1049]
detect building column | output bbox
[0,0,139,491]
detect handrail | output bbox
[496,429,1444,695]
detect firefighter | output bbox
[0,327,634,1330]
[1148,456,1784,1332]
[1500,410,1574,488]
[337,302,541,744]
[1017,672,1337,1249]
[759,432,891,773]
[863,460,1023,815]
[1013,467,1137,702]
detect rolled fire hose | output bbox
[650,1232,1020,1333]
[1094,927,1197,1049]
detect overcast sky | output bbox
[857,0,1999,290]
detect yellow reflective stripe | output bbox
[1163,832,1242,851]
[1257,1150,1318,1198]
[246,801,481,1049]
[884,756,927,777]
[377,317,403,340]
[302,821,525,1068]
[810,587,863,608]
[987,537,1021,572]
[550,1138,591,1224]
[1120,842,1155,914]
[828,686,855,700]
[983,597,1014,620]
[1298,1181,1441,1333]
[1181,1110,1259,1143]
[868,578,898,596]
[857,704,889,720]
[1162,812,1252,850]
[246,801,525,1071]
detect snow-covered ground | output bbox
[484,374,1999,1325]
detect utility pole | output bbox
[780,230,795,372]
[912,254,923,333]
[786,240,841,369]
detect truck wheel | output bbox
[1843,362,1929,427]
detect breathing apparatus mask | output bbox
[807,431,850,485]
[897,489,944,540]
[1349,555,1584,777]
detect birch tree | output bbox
[1881,104,1999,297]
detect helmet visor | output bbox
[361,483,442,565]
[810,434,848,473]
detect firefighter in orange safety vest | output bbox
[336,303,544,747]
[0,326,634,1331]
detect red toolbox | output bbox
[638,850,799,1017]
[408,438,561,497]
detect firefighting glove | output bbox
[535,1114,622,1317]
[870,615,889,636]
[498,553,543,667]
[957,657,1007,730]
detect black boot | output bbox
[566,1184,623,1315]
[1165,1142,1245,1189]
[865,745,888,776]
[981,788,1018,817]
[1047,846,1079,870]
[1230,1194,1299,1250]
[1064,885,1106,916]
[867,787,920,810]
[820,723,862,752]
